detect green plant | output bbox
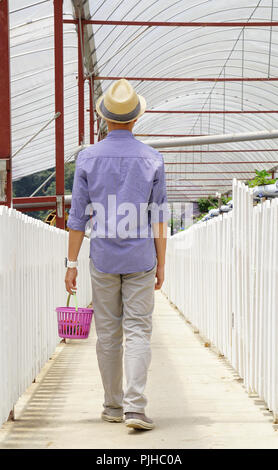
[195,213,206,222]
[197,197,218,213]
[221,196,232,205]
[248,169,277,188]
[195,195,232,224]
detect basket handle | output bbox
[66,291,78,312]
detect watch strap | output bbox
[65,257,78,268]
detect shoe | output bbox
[101,411,123,423]
[124,412,155,430]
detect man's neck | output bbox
[106,121,135,133]
[108,127,133,133]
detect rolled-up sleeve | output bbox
[149,157,170,223]
[67,154,91,231]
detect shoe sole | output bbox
[125,418,155,430]
[101,414,123,423]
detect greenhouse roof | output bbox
[9,0,278,201]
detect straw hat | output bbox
[96,79,146,123]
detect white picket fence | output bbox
[0,206,92,426]
[163,179,278,422]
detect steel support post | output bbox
[89,77,94,144]
[0,0,12,207]
[97,116,101,141]
[54,0,65,229]
[78,19,85,145]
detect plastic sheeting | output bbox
[9,0,278,200]
[10,0,85,180]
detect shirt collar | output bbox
[106,130,135,139]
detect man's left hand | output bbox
[155,264,164,290]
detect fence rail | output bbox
[0,207,91,425]
[163,179,278,422]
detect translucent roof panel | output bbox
[10,0,89,181]
[9,0,278,200]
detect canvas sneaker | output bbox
[101,411,123,423]
[124,412,155,430]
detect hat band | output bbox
[100,99,141,122]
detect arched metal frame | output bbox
[2,0,278,226]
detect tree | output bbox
[13,162,76,221]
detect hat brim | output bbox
[96,94,146,124]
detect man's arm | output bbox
[65,229,85,294]
[68,228,85,261]
[65,152,91,295]
[149,156,169,290]
[152,221,167,290]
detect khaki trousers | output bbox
[89,259,156,415]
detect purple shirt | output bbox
[67,130,169,274]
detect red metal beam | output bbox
[16,205,71,213]
[167,194,221,196]
[167,186,242,188]
[168,198,226,200]
[13,196,70,213]
[166,185,233,187]
[166,178,248,181]
[78,20,84,145]
[89,78,94,144]
[96,117,99,140]
[164,161,278,165]
[167,192,228,194]
[166,171,255,174]
[167,194,229,196]
[169,196,219,198]
[54,0,65,229]
[168,190,217,195]
[167,192,222,198]
[162,149,278,153]
[167,191,231,194]
[167,201,210,202]
[0,0,12,207]
[168,199,215,201]
[146,110,278,114]
[135,134,204,137]
[95,76,278,82]
[168,201,208,202]
[167,190,226,192]
[63,19,278,27]
[13,196,57,205]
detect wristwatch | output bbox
[65,257,78,268]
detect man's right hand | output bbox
[155,264,165,290]
[65,267,78,294]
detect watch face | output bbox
[65,257,67,267]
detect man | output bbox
[65,79,169,431]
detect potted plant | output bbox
[248,169,276,188]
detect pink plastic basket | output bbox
[56,292,93,339]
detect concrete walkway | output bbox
[0,292,278,449]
